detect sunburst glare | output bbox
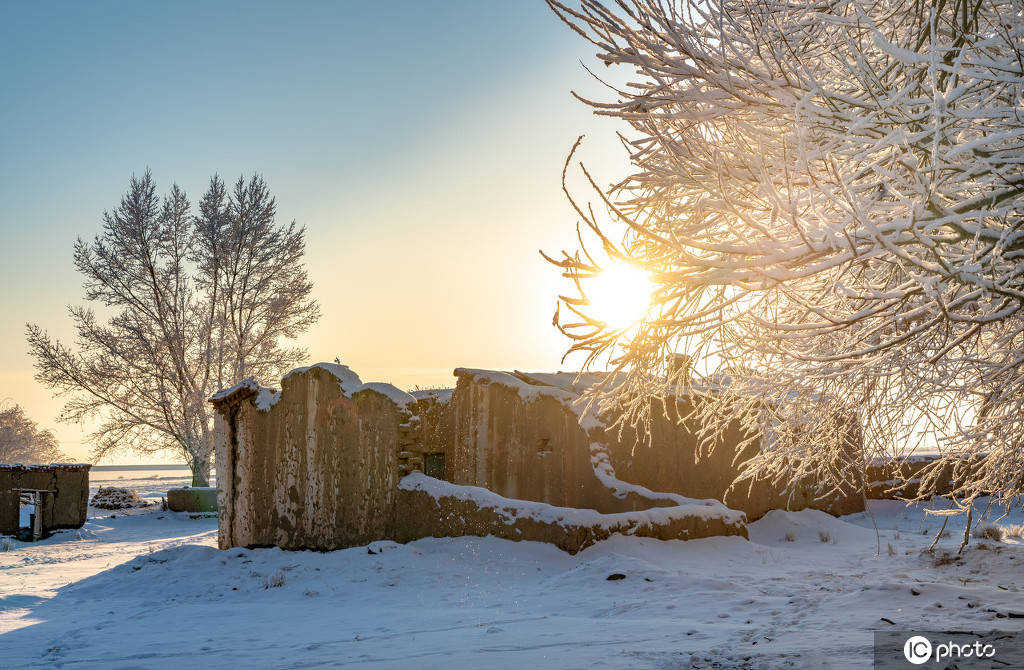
[586,262,653,330]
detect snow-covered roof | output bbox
[0,463,92,471]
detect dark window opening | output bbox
[423,453,446,479]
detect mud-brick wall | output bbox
[450,371,661,513]
[409,394,455,480]
[393,477,747,555]
[865,455,963,499]
[213,367,406,551]
[448,371,861,521]
[608,400,863,520]
[0,464,91,535]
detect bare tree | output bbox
[0,402,69,464]
[28,172,319,485]
[545,1,1024,519]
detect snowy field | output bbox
[3,472,1024,668]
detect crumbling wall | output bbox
[212,364,415,551]
[410,390,455,480]
[450,370,863,521]
[450,370,671,513]
[394,472,747,554]
[212,360,874,554]
[0,464,91,535]
[210,363,750,554]
[608,399,864,520]
[865,454,964,499]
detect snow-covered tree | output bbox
[28,172,319,485]
[545,1,1024,521]
[0,402,69,464]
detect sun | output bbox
[585,263,653,330]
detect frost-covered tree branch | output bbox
[28,171,319,485]
[546,0,1024,521]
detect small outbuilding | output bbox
[0,463,92,540]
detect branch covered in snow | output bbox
[546,0,1024,513]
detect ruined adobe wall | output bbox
[449,370,862,521]
[394,473,747,554]
[212,365,414,551]
[450,370,673,513]
[865,454,963,499]
[210,364,750,554]
[404,391,454,480]
[0,488,16,534]
[608,400,864,520]
[0,464,91,534]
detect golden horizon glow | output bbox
[586,263,653,330]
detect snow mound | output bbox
[748,509,878,545]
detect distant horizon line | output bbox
[90,463,190,470]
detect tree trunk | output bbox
[191,452,212,487]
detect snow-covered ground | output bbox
[3,473,1024,669]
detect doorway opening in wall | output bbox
[14,488,51,541]
[20,493,35,540]
[423,453,445,479]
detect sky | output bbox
[0,1,632,463]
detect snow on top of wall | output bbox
[455,369,622,396]
[509,371,611,394]
[454,368,613,432]
[868,453,942,467]
[255,388,282,412]
[410,388,455,403]
[212,363,417,412]
[0,463,92,470]
[209,377,260,402]
[400,472,746,527]
[283,362,416,409]
[455,369,580,404]
[353,382,417,409]
[284,362,362,388]
[210,376,282,413]
[586,441,703,506]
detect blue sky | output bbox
[0,1,630,460]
